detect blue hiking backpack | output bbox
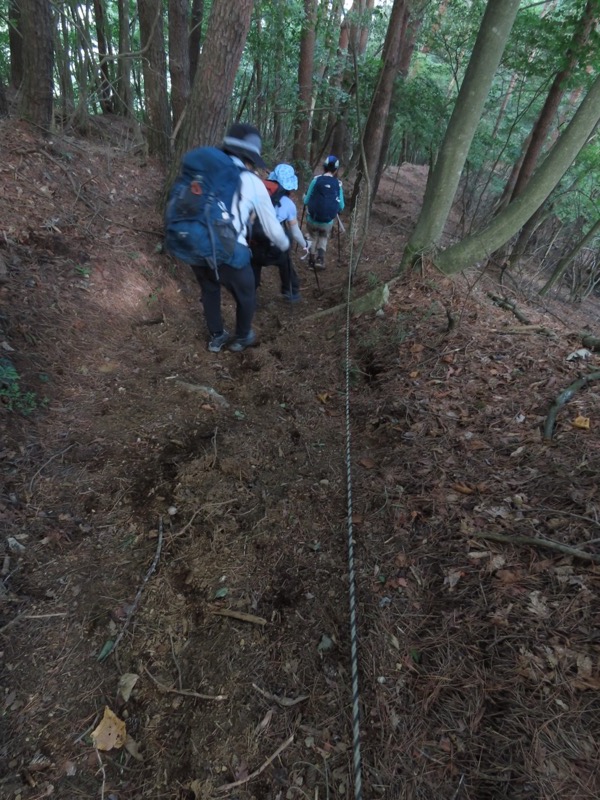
[307,174,340,223]
[164,147,250,271]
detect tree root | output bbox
[470,530,600,563]
[543,371,600,440]
[487,292,531,324]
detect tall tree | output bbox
[138,0,171,163]
[171,0,254,165]
[18,0,54,129]
[539,216,600,295]
[115,0,133,115]
[168,0,191,131]
[432,74,600,274]
[93,0,114,113]
[8,0,23,90]
[189,0,204,83]
[508,0,597,202]
[292,0,318,167]
[400,0,521,270]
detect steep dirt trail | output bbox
[2,121,600,800]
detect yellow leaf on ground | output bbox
[91,706,126,751]
[572,416,590,430]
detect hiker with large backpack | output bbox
[303,155,345,270]
[250,163,309,303]
[165,123,289,353]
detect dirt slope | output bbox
[1,119,600,800]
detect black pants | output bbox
[251,243,299,295]
[190,261,255,338]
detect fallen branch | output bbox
[492,325,556,337]
[99,519,164,661]
[212,609,267,626]
[143,665,226,701]
[487,293,531,324]
[214,734,294,793]
[543,371,600,440]
[174,380,229,408]
[252,683,309,707]
[305,283,390,320]
[470,530,600,563]
[0,611,67,636]
[580,333,600,352]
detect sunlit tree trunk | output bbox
[18,0,54,130]
[168,0,191,131]
[138,0,171,163]
[292,0,317,168]
[433,74,600,275]
[401,0,521,270]
[56,8,75,120]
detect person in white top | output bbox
[250,163,309,303]
[190,123,290,352]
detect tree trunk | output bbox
[168,0,191,132]
[0,80,8,116]
[93,0,114,113]
[167,0,254,188]
[189,0,204,84]
[115,0,133,115]
[433,74,600,275]
[18,0,54,130]
[292,0,317,168]
[138,0,171,163]
[400,0,521,270]
[56,8,75,120]
[9,0,23,90]
[539,217,600,296]
[509,0,597,201]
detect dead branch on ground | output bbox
[470,530,600,563]
[543,371,600,440]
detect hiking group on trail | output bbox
[164,122,345,353]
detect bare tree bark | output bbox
[292,0,318,167]
[115,0,133,115]
[539,217,600,296]
[18,0,54,130]
[93,0,114,113]
[166,0,254,189]
[189,0,204,83]
[138,0,171,163]
[168,0,191,129]
[9,0,23,90]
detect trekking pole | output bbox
[337,216,341,266]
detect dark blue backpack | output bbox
[164,147,250,270]
[307,174,340,223]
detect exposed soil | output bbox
[1,118,600,800]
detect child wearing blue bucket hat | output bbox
[249,163,310,303]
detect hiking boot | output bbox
[315,249,326,270]
[208,330,231,353]
[308,254,316,269]
[228,330,257,352]
[281,290,301,303]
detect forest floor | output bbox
[1,117,600,800]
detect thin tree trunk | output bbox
[433,74,600,275]
[93,0,114,113]
[400,0,521,270]
[168,0,191,131]
[189,0,204,84]
[138,0,171,163]
[9,0,23,90]
[292,0,317,167]
[540,217,600,296]
[115,0,133,115]
[509,0,597,201]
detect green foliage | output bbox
[0,358,43,415]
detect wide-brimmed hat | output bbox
[324,155,340,171]
[268,164,298,191]
[223,123,266,169]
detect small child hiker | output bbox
[250,163,309,303]
[303,155,345,270]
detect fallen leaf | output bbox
[118,673,139,703]
[444,569,464,590]
[316,392,331,403]
[452,482,474,495]
[317,634,334,653]
[91,707,126,751]
[124,735,144,761]
[358,456,377,469]
[572,416,590,430]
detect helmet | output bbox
[324,155,340,171]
